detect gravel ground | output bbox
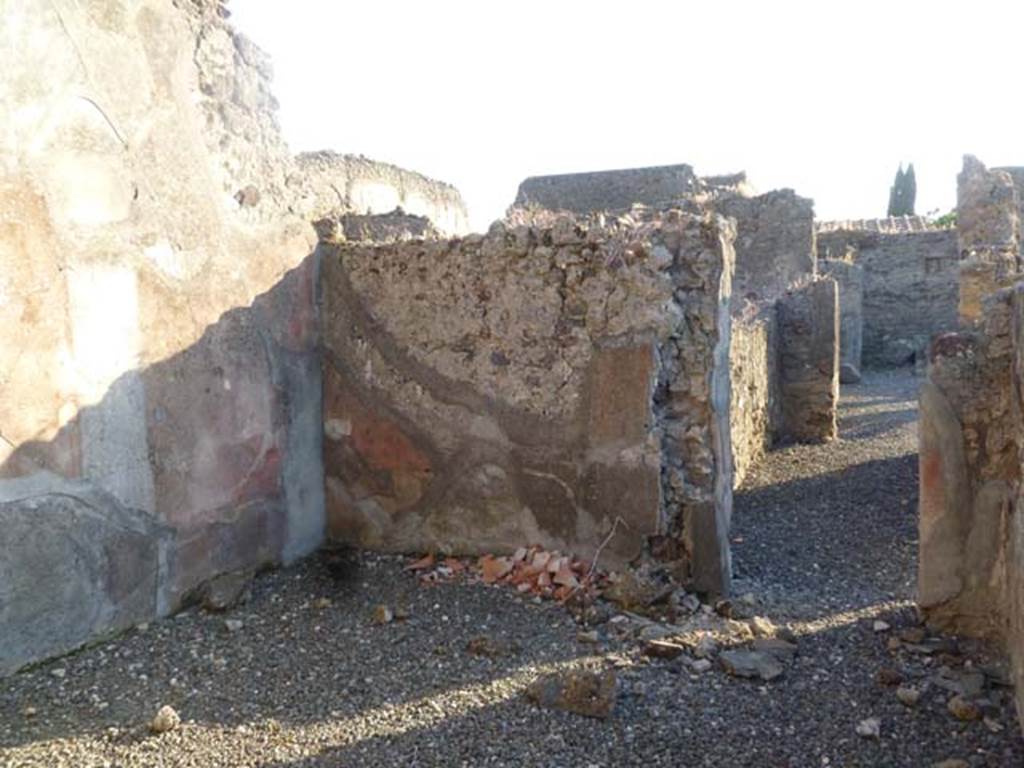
[2,369,1022,767]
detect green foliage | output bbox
[887,163,917,217]
[933,209,957,228]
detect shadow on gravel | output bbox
[237,602,1024,768]
[0,554,595,751]
[732,453,919,612]
[840,405,918,441]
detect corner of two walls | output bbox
[0,0,324,675]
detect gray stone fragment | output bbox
[0,476,171,676]
[719,649,784,681]
[751,637,798,662]
[525,670,618,719]
[200,570,253,612]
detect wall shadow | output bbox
[0,251,323,677]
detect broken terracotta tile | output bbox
[405,554,435,571]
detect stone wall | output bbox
[919,287,1024,727]
[511,168,815,307]
[294,151,470,236]
[819,259,864,383]
[0,0,323,674]
[717,190,816,303]
[957,156,1021,325]
[512,165,700,214]
[777,279,839,443]
[993,166,1024,234]
[321,211,736,594]
[729,306,781,486]
[816,216,944,234]
[817,225,959,367]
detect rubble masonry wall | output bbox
[817,226,959,367]
[512,165,699,214]
[729,307,782,486]
[919,287,1024,727]
[716,190,816,304]
[778,279,840,443]
[957,156,1022,325]
[320,212,736,594]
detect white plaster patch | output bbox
[46,151,133,226]
[67,264,154,513]
[67,265,141,404]
[323,418,351,441]
[348,180,401,215]
[143,240,182,279]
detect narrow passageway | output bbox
[732,370,921,619]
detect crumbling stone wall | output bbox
[819,259,864,383]
[717,190,816,303]
[729,306,781,486]
[511,168,815,307]
[817,223,959,367]
[509,168,820,479]
[993,166,1024,233]
[0,0,323,674]
[293,151,470,235]
[777,279,839,443]
[321,211,736,594]
[919,287,1024,726]
[957,156,1022,325]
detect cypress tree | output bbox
[903,163,917,216]
[887,163,916,216]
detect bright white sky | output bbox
[230,1,1023,232]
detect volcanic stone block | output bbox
[0,476,171,675]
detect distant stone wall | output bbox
[512,165,699,214]
[321,211,736,594]
[729,306,781,486]
[816,216,948,234]
[717,190,816,303]
[819,259,864,383]
[778,279,839,443]
[510,167,815,306]
[294,152,470,235]
[817,227,959,367]
[0,0,323,674]
[919,286,1024,729]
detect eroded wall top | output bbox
[293,151,470,235]
[512,165,700,214]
